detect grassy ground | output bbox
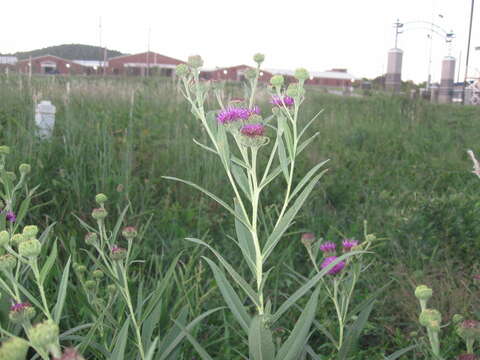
[1,74,480,358]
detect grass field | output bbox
[1,73,480,359]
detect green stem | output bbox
[31,259,52,319]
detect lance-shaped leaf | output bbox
[275,286,320,360]
[53,256,71,323]
[186,237,261,309]
[204,257,251,333]
[234,199,256,275]
[249,315,276,360]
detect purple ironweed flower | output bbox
[319,241,336,254]
[6,211,16,223]
[271,95,294,107]
[342,238,358,252]
[457,355,478,360]
[240,124,265,137]
[321,256,345,275]
[216,107,260,124]
[10,302,31,312]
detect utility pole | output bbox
[463,0,475,103]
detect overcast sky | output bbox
[2,0,479,83]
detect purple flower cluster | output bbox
[321,256,346,275]
[217,106,260,124]
[10,302,31,312]
[6,211,15,223]
[319,242,336,254]
[271,95,294,107]
[240,124,265,137]
[342,238,358,252]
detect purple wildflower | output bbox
[321,256,345,275]
[240,124,265,137]
[217,107,261,124]
[271,95,294,107]
[6,211,16,223]
[319,242,336,254]
[10,302,31,312]
[342,238,358,252]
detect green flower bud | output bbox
[0,254,16,271]
[253,53,265,64]
[188,55,204,68]
[107,284,117,295]
[294,68,310,81]
[286,83,305,98]
[0,231,10,247]
[415,285,433,302]
[18,238,42,258]
[95,193,108,205]
[122,226,138,240]
[453,314,465,324]
[92,208,108,220]
[270,75,284,87]
[85,280,97,289]
[457,320,480,341]
[18,164,31,175]
[9,303,36,324]
[428,320,441,332]
[5,172,16,182]
[110,246,127,261]
[0,336,29,360]
[29,320,59,348]
[301,233,316,247]
[84,232,98,245]
[92,270,104,279]
[11,234,26,246]
[75,265,87,274]
[22,225,39,239]
[245,68,257,80]
[0,146,10,155]
[419,309,441,328]
[175,64,189,77]
[365,234,376,242]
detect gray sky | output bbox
[2,0,479,83]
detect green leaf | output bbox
[234,199,256,275]
[337,299,375,360]
[249,315,275,360]
[263,172,325,262]
[156,306,188,360]
[298,109,324,140]
[232,164,252,200]
[186,238,260,308]
[53,257,71,323]
[204,257,251,333]
[384,345,418,360]
[172,319,215,360]
[298,133,320,155]
[111,318,130,360]
[157,307,222,360]
[278,116,293,157]
[145,337,160,360]
[275,287,320,360]
[277,136,290,182]
[142,295,162,351]
[193,138,247,168]
[162,176,249,229]
[40,241,57,284]
[289,162,329,201]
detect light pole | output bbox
[463,0,476,103]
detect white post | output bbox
[35,101,56,139]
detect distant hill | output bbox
[4,44,125,61]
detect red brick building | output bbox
[307,69,355,88]
[200,65,274,83]
[16,55,89,75]
[106,51,185,76]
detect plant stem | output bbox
[31,259,52,319]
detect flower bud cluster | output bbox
[0,336,29,360]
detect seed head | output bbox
[270,75,284,87]
[0,254,17,271]
[18,238,42,258]
[110,245,127,261]
[122,226,138,240]
[22,225,39,239]
[11,234,25,246]
[92,208,108,220]
[84,232,98,245]
[294,68,310,81]
[419,309,442,329]
[30,320,59,348]
[253,53,265,65]
[84,280,96,289]
[301,233,316,247]
[415,285,433,302]
[188,55,204,68]
[0,337,29,360]
[92,270,104,279]
[0,231,9,247]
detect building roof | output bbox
[267,68,357,80]
[109,51,184,65]
[73,60,107,67]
